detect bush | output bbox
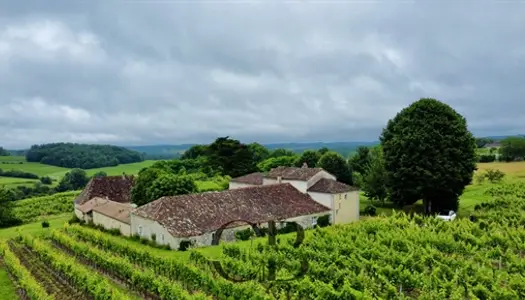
[364,205,377,216]
[68,214,82,225]
[40,176,53,185]
[151,233,156,241]
[41,220,50,228]
[485,169,505,183]
[179,240,193,251]
[479,154,496,163]
[235,228,255,241]
[317,215,331,228]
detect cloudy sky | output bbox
[0,1,524,149]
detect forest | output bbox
[25,143,144,169]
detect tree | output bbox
[0,187,20,228]
[145,174,198,202]
[257,156,298,172]
[248,143,271,165]
[0,147,10,156]
[206,137,257,177]
[317,147,330,156]
[295,150,321,168]
[380,98,477,214]
[317,151,353,185]
[93,171,107,178]
[475,138,493,148]
[499,136,525,161]
[131,167,167,206]
[348,146,371,175]
[55,168,89,192]
[181,145,209,160]
[361,146,388,205]
[269,148,296,158]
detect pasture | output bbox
[0,157,157,188]
[360,161,525,217]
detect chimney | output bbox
[302,162,308,168]
[277,176,282,183]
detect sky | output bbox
[0,1,524,149]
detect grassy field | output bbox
[0,156,157,188]
[360,161,525,217]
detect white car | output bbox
[436,210,457,221]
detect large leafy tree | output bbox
[257,155,298,172]
[318,151,353,185]
[248,143,271,165]
[380,98,477,214]
[0,187,21,228]
[131,167,166,206]
[145,174,198,202]
[295,150,321,168]
[499,136,525,162]
[361,146,388,205]
[348,146,371,175]
[55,168,89,192]
[206,137,257,177]
[180,145,209,160]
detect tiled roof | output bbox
[132,183,331,237]
[92,201,133,224]
[76,197,109,214]
[307,178,358,194]
[266,166,324,181]
[230,172,264,185]
[74,175,135,205]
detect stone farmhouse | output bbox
[73,175,135,236]
[229,164,359,225]
[73,165,358,250]
[131,183,330,249]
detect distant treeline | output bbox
[0,168,38,179]
[25,143,144,169]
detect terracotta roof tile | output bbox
[230,172,264,185]
[266,166,324,181]
[307,178,358,194]
[74,175,135,205]
[76,197,110,214]
[132,183,331,237]
[92,201,133,224]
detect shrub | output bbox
[151,233,157,241]
[364,205,377,216]
[39,176,53,185]
[41,220,50,228]
[317,215,331,227]
[485,169,505,183]
[179,240,193,251]
[479,154,496,163]
[68,214,82,225]
[235,228,255,241]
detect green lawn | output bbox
[0,157,158,188]
[0,215,71,241]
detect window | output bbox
[311,217,317,226]
[344,194,347,199]
[160,233,164,242]
[138,225,143,236]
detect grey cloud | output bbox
[0,1,524,149]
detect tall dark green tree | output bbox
[0,187,21,228]
[145,174,198,202]
[248,143,271,165]
[269,148,296,158]
[206,137,256,178]
[181,145,209,160]
[318,151,353,185]
[361,146,388,205]
[295,150,321,168]
[55,168,89,192]
[0,147,10,156]
[380,98,477,214]
[131,167,167,206]
[348,146,371,175]
[499,136,525,161]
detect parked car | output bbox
[436,210,456,221]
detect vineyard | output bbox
[1,182,525,299]
[10,191,80,223]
